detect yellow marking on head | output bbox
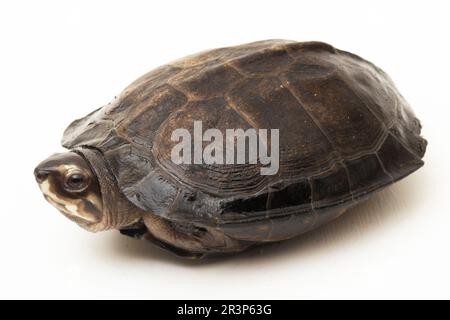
[86,193,103,212]
[39,180,100,223]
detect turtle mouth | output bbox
[43,195,98,225]
[36,174,102,225]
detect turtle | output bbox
[34,40,427,258]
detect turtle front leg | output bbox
[119,218,204,258]
[141,214,251,258]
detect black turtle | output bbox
[34,40,427,258]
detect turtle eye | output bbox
[64,172,89,192]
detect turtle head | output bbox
[34,152,104,231]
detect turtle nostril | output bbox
[34,168,50,183]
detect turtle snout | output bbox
[34,168,50,183]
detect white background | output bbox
[0,0,449,300]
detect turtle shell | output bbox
[62,40,427,241]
